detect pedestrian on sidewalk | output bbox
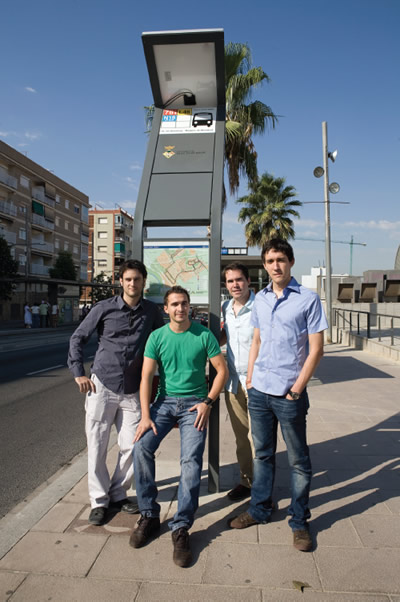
[229,238,327,553]
[39,300,48,328]
[51,302,59,327]
[220,262,255,501]
[31,302,40,328]
[24,302,32,328]
[68,259,164,526]
[130,285,228,567]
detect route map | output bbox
[143,242,209,303]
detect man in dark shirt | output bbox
[68,259,164,526]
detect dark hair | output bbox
[261,238,294,263]
[222,262,249,281]
[163,285,191,305]
[119,259,147,279]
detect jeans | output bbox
[134,396,206,531]
[247,387,312,531]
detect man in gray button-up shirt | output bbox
[68,259,164,526]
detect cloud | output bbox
[129,162,142,171]
[119,199,136,210]
[25,86,37,93]
[0,131,11,137]
[24,131,41,141]
[342,220,400,231]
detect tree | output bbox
[49,251,77,280]
[90,271,115,304]
[0,237,19,301]
[144,42,277,201]
[237,172,302,247]
[224,42,277,199]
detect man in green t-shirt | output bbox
[130,285,228,567]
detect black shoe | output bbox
[172,527,192,567]
[89,507,107,526]
[227,484,251,500]
[129,516,160,548]
[110,498,139,514]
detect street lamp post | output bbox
[322,122,333,343]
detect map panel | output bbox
[143,242,209,303]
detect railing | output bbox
[0,199,17,217]
[31,213,55,230]
[334,308,400,347]
[32,187,55,208]
[0,169,18,189]
[0,230,17,244]
[31,241,54,253]
[30,264,51,276]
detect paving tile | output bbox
[10,574,140,601]
[62,476,89,504]
[0,532,107,576]
[325,469,400,491]
[137,582,262,601]
[0,571,27,601]
[377,491,400,514]
[31,502,85,533]
[89,535,206,583]
[315,547,400,593]
[66,504,138,536]
[310,486,391,516]
[351,515,400,548]
[202,541,320,589]
[261,590,390,601]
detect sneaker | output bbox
[228,511,259,529]
[89,507,107,526]
[227,484,251,501]
[172,527,192,567]
[129,516,160,548]
[293,528,312,552]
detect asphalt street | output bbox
[0,327,97,518]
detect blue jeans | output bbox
[247,387,312,531]
[133,396,206,531]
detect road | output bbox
[0,327,98,518]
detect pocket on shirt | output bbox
[85,374,109,421]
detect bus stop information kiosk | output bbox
[133,29,225,492]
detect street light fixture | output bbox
[314,121,340,343]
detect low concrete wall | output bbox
[333,325,400,363]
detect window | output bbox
[65,221,69,230]
[98,217,108,224]
[64,242,69,251]
[20,175,30,188]
[19,228,26,240]
[98,245,107,252]
[19,254,26,265]
[81,205,89,224]
[65,199,70,209]
[73,224,79,234]
[19,206,27,214]
[98,259,107,267]
[56,194,60,204]
[74,204,80,214]
[98,231,107,239]
[55,239,60,249]
[73,244,79,255]
[55,216,60,227]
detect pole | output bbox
[350,235,354,275]
[322,121,332,343]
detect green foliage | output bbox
[90,271,115,304]
[237,172,302,247]
[49,251,77,280]
[0,236,19,301]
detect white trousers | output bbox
[85,374,141,508]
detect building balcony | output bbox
[0,230,17,245]
[81,233,89,243]
[31,213,55,230]
[0,200,17,219]
[32,187,55,208]
[31,241,54,254]
[0,169,18,190]
[30,264,51,276]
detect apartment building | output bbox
[88,208,134,283]
[0,140,90,320]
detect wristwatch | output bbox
[204,396,215,407]
[287,389,301,400]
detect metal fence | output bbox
[334,308,400,347]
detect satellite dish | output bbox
[313,166,324,178]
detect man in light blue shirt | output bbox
[229,238,327,553]
[221,263,255,500]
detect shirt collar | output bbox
[227,289,255,313]
[264,277,300,295]
[117,293,144,311]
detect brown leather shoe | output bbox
[293,528,312,552]
[172,527,192,567]
[129,516,160,548]
[227,484,251,500]
[228,511,259,529]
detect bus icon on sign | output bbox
[192,112,213,128]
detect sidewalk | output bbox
[0,343,399,600]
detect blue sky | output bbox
[1,0,399,279]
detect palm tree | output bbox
[225,43,277,198]
[237,172,302,247]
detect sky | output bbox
[1,0,399,280]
